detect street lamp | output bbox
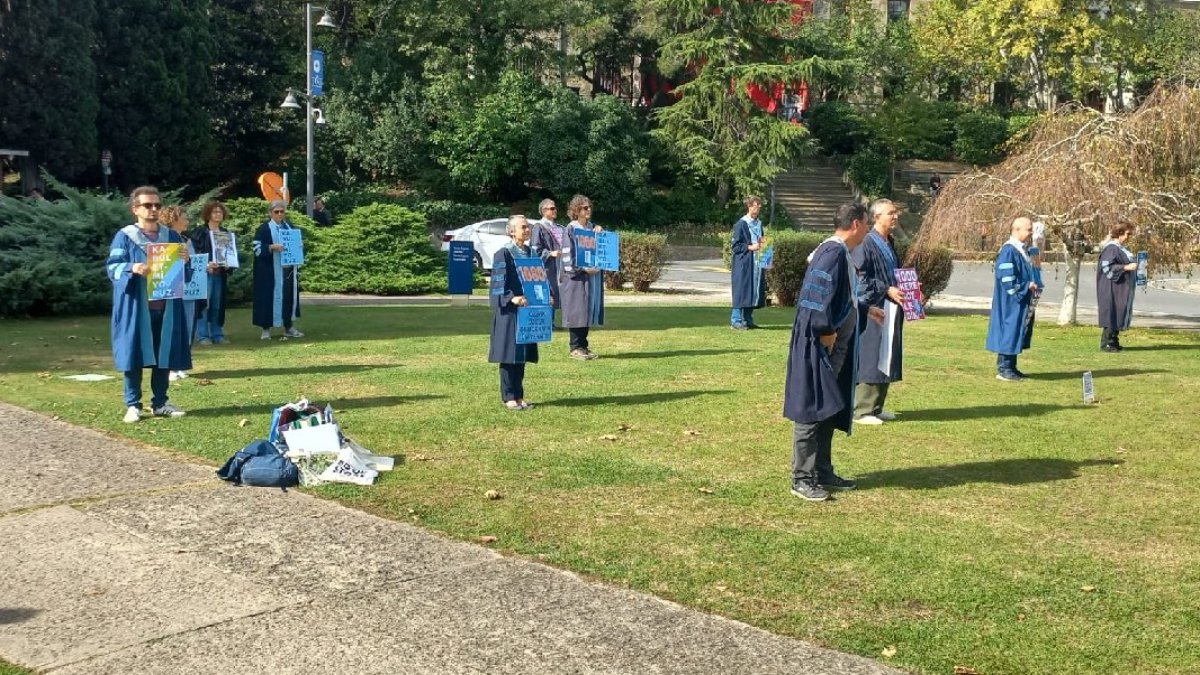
[281,3,336,217]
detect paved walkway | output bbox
[0,403,902,675]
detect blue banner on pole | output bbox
[311,50,325,96]
[448,241,475,295]
[595,231,620,271]
[517,306,553,344]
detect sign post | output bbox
[448,241,475,306]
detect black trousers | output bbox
[1101,328,1120,347]
[569,327,589,351]
[499,363,526,402]
[791,418,836,484]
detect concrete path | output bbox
[0,402,902,675]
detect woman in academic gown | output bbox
[558,194,605,360]
[1096,223,1138,352]
[489,215,540,410]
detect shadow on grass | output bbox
[194,363,403,380]
[1117,344,1200,352]
[0,608,40,624]
[1028,367,1167,381]
[898,403,1076,421]
[537,390,733,408]
[187,394,446,417]
[859,458,1122,490]
[613,349,751,360]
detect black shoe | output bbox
[1100,344,1119,353]
[819,474,857,491]
[1013,369,1029,379]
[746,322,761,329]
[996,371,1023,382]
[790,481,830,502]
[731,322,749,331]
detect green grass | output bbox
[0,658,33,675]
[1,305,1198,675]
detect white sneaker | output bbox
[856,415,884,426]
[877,410,898,421]
[152,403,186,418]
[123,406,142,423]
[261,330,272,340]
[169,371,189,382]
[284,328,305,338]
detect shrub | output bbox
[603,233,667,292]
[846,145,893,200]
[872,98,961,160]
[406,199,510,234]
[903,243,954,300]
[302,203,445,295]
[765,230,832,307]
[807,101,872,156]
[953,111,1010,165]
[319,188,409,220]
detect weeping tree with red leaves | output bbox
[916,84,1200,324]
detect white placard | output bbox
[1082,371,1095,404]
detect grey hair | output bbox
[269,200,287,212]
[507,214,529,233]
[870,199,896,220]
[538,198,556,214]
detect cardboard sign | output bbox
[210,230,239,268]
[513,257,551,306]
[595,231,620,271]
[757,245,774,269]
[279,228,304,266]
[185,253,209,301]
[1136,251,1148,287]
[448,241,475,295]
[573,227,598,268]
[1082,371,1096,404]
[894,267,926,321]
[146,243,185,300]
[517,305,553,344]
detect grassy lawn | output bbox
[1,304,1197,675]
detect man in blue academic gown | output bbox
[253,200,304,340]
[986,217,1042,381]
[729,195,766,330]
[107,186,192,423]
[783,203,871,502]
[852,199,905,425]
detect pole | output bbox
[305,2,315,218]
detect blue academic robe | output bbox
[531,218,563,309]
[252,220,301,329]
[783,238,859,430]
[191,225,231,326]
[488,244,540,365]
[730,216,766,309]
[853,230,904,383]
[985,241,1040,355]
[1097,241,1135,330]
[107,225,193,372]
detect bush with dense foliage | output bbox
[603,233,668,292]
[953,110,1010,165]
[302,203,445,295]
[764,230,832,307]
[903,243,955,300]
[214,198,319,305]
[845,145,893,200]
[872,98,962,160]
[807,101,873,156]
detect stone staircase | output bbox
[772,161,859,231]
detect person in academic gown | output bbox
[253,200,304,340]
[530,198,564,326]
[161,205,196,382]
[489,216,540,410]
[783,203,871,502]
[1096,223,1138,352]
[986,217,1043,381]
[729,195,766,329]
[558,194,605,360]
[191,200,233,344]
[107,186,191,423]
[852,199,905,425]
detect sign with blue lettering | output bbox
[311,50,325,96]
[279,228,304,266]
[185,253,209,301]
[1136,251,1148,287]
[512,257,551,306]
[573,227,597,268]
[595,231,620,271]
[517,305,553,344]
[448,241,475,295]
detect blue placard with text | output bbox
[513,257,552,306]
[595,231,620,271]
[279,228,304,266]
[185,253,209,301]
[312,50,326,96]
[448,241,475,294]
[1136,251,1148,287]
[517,305,553,343]
[572,227,598,268]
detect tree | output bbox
[647,0,842,205]
[917,85,1200,324]
[0,0,99,181]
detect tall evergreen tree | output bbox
[93,0,217,188]
[0,0,99,181]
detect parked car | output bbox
[439,217,522,271]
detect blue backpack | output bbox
[217,439,300,489]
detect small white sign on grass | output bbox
[1082,371,1096,404]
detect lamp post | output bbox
[283,4,336,218]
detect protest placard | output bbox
[146,243,185,300]
[596,231,620,271]
[211,230,239,268]
[513,257,552,306]
[279,228,304,266]
[185,253,209,301]
[757,245,774,269]
[894,267,926,321]
[1082,371,1096,404]
[1136,251,1148,287]
[517,305,553,343]
[573,227,598,268]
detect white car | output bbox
[439,217,521,271]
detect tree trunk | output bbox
[1057,244,1082,325]
[716,178,730,209]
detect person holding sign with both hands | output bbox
[730,195,767,330]
[489,216,542,411]
[559,195,606,360]
[253,200,304,340]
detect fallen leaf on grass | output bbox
[599,434,619,441]
[479,535,498,544]
[617,423,634,432]
[953,667,980,675]
[237,418,249,428]
[1115,446,1128,453]
[37,371,51,378]
[881,645,897,658]
[411,454,432,462]
[485,490,502,500]
[67,335,77,340]
[698,487,714,494]
[196,378,214,386]
[1080,585,1097,592]
[683,429,702,436]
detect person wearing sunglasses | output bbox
[558,194,605,360]
[530,198,564,328]
[105,186,192,423]
[252,200,305,340]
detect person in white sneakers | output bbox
[852,199,905,426]
[252,201,305,340]
[105,186,190,423]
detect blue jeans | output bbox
[124,308,170,409]
[996,353,1018,374]
[196,274,226,342]
[731,307,755,326]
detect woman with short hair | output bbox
[1097,223,1139,352]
